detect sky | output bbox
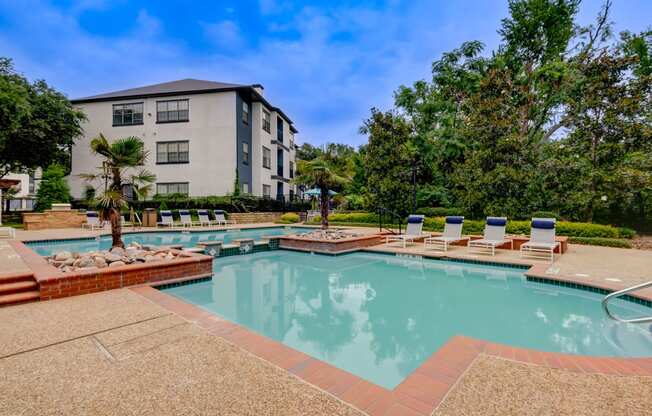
[0,0,650,147]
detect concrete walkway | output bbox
[0,289,362,416]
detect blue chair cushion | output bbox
[87,212,98,218]
[531,219,555,229]
[161,211,172,216]
[179,210,189,215]
[197,210,207,215]
[486,217,507,226]
[445,216,464,224]
[214,210,225,214]
[407,215,424,224]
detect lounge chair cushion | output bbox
[531,219,555,229]
[87,212,98,218]
[522,241,558,249]
[407,215,424,224]
[445,216,464,224]
[214,210,225,214]
[197,210,208,215]
[179,210,190,215]
[486,217,507,226]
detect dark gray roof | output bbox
[71,78,246,102]
[71,78,297,129]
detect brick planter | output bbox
[279,233,387,254]
[8,241,213,301]
[22,210,87,230]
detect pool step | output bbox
[0,273,39,307]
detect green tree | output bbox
[81,134,155,248]
[35,164,71,211]
[360,109,416,215]
[0,58,85,179]
[294,158,348,228]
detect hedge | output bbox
[568,237,633,249]
[277,213,300,224]
[309,212,633,239]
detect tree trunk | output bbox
[320,187,329,229]
[109,208,124,248]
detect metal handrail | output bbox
[601,280,652,324]
[378,207,403,235]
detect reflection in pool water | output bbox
[26,226,309,256]
[163,251,652,389]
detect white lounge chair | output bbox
[520,218,560,263]
[158,210,174,227]
[0,227,16,239]
[197,209,213,227]
[385,214,429,248]
[213,210,235,226]
[82,211,101,230]
[424,216,469,251]
[468,217,512,256]
[178,209,196,227]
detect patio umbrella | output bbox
[304,188,337,197]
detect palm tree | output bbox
[80,134,154,248]
[294,158,348,229]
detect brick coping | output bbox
[132,285,652,416]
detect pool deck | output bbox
[2,224,652,415]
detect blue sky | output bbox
[0,1,650,146]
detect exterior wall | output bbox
[251,102,275,197]
[69,92,238,198]
[3,171,38,211]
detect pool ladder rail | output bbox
[602,280,652,324]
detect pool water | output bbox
[27,226,309,256]
[163,251,652,389]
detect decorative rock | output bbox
[104,253,122,263]
[94,256,108,268]
[54,251,72,261]
[110,247,126,256]
[78,256,95,268]
[108,261,126,268]
[125,247,139,257]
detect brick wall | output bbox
[279,234,385,254]
[38,254,213,300]
[22,210,87,230]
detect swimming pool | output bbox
[26,226,311,256]
[163,251,652,389]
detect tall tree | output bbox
[0,58,85,179]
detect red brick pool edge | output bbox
[132,285,652,416]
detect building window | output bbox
[263,184,271,198]
[289,161,294,179]
[242,182,250,194]
[289,189,295,201]
[276,116,284,142]
[242,101,249,124]
[262,146,271,169]
[262,109,271,133]
[156,99,189,123]
[156,182,189,195]
[113,102,143,126]
[276,182,284,200]
[157,141,189,164]
[277,148,284,177]
[242,142,249,165]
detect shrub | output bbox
[569,237,632,249]
[617,227,636,239]
[416,207,465,217]
[531,211,560,220]
[35,164,71,211]
[278,213,300,224]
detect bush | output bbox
[35,164,71,211]
[617,227,637,239]
[531,211,560,220]
[569,237,632,249]
[308,212,379,224]
[278,213,300,224]
[416,207,464,217]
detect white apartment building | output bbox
[69,79,298,200]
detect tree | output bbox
[294,158,348,229]
[81,134,154,248]
[35,164,71,211]
[0,58,85,179]
[361,109,417,215]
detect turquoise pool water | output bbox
[163,251,652,389]
[26,226,310,256]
